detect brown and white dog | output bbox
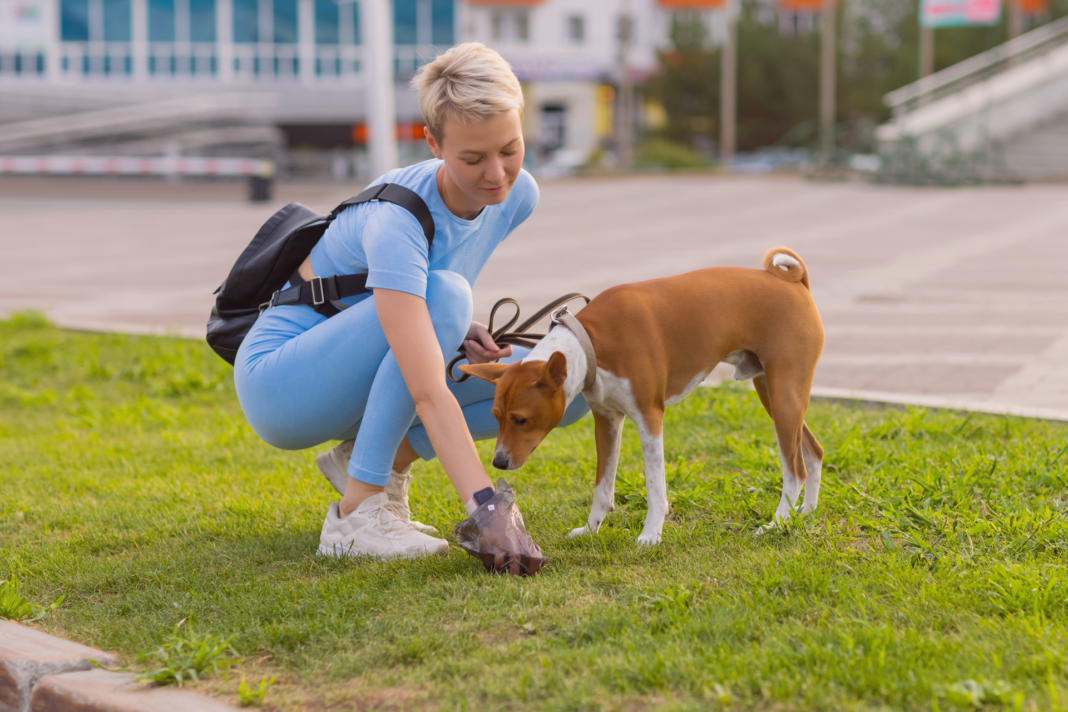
[460,248,825,545]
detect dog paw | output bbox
[754,521,778,537]
[568,525,591,538]
[635,531,661,546]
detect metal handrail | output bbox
[0,93,276,153]
[885,14,1068,112]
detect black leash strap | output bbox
[447,293,590,383]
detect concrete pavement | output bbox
[3,174,1067,418]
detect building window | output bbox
[148,0,175,42]
[315,0,338,43]
[61,0,90,41]
[351,1,360,43]
[189,0,216,42]
[273,0,298,43]
[103,0,131,41]
[491,9,528,42]
[541,104,566,152]
[233,0,258,42]
[394,0,418,44]
[430,0,453,45]
[565,14,583,43]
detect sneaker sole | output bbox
[316,542,449,559]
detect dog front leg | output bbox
[635,411,667,546]
[570,410,625,538]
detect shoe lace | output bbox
[374,500,414,533]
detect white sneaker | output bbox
[316,440,438,535]
[317,493,449,560]
[316,439,353,496]
[383,466,439,535]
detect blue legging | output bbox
[234,270,590,486]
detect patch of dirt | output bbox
[259,676,439,712]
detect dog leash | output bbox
[447,293,590,383]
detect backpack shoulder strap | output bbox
[327,182,435,247]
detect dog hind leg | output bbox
[800,423,824,513]
[756,369,809,533]
[571,410,625,538]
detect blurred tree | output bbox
[645,0,1068,154]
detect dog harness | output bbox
[550,307,598,392]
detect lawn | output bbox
[3,311,1068,711]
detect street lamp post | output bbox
[363,0,399,177]
[819,0,836,161]
[616,5,634,170]
[719,0,737,168]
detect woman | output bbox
[234,43,589,560]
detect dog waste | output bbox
[454,478,545,576]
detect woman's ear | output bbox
[425,127,443,159]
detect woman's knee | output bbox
[425,271,473,348]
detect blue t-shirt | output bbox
[308,159,539,306]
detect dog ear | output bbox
[538,352,568,389]
[458,362,511,383]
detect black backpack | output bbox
[206,182,435,365]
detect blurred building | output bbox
[0,0,721,175]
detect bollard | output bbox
[248,158,276,202]
[248,175,272,202]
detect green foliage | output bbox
[4,310,53,330]
[634,138,711,169]
[5,315,1068,709]
[645,0,1068,155]
[137,625,241,687]
[237,676,276,707]
[0,579,65,622]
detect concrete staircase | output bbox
[876,15,1068,180]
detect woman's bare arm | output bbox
[375,288,492,503]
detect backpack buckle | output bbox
[310,277,325,306]
[260,290,279,313]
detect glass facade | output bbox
[148,0,176,41]
[103,0,132,41]
[60,0,90,41]
[431,0,453,44]
[233,0,258,42]
[394,0,417,45]
[190,0,217,42]
[314,0,338,44]
[273,0,298,43]
[47,0,448,81]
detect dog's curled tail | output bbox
[762,247,809,289]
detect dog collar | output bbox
[551,306,597,392]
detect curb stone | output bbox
[0,621,117,712]
[0,622,236,712]
[31,669,236,712]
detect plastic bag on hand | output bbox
[454,478,545,576]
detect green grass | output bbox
[4,312,1068,710]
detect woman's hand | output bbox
[463,322,513,365]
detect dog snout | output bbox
[492,452,511,470]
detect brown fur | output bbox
[462,246,824,504]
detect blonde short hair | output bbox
[411,42,524,141]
